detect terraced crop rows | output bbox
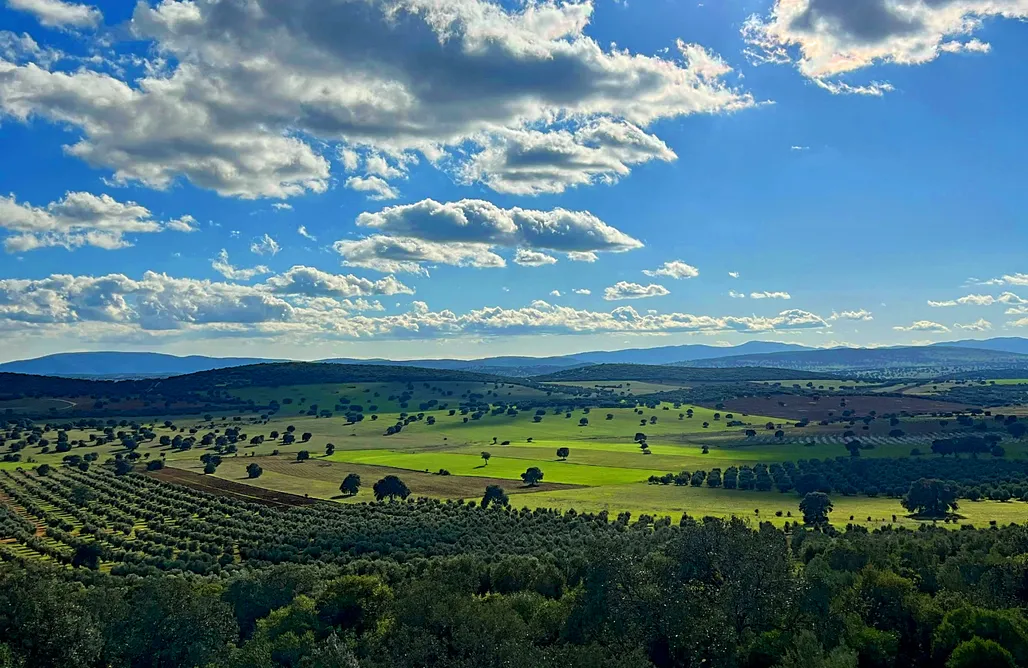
[0,467,627,575]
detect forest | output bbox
[4,469,1028,668]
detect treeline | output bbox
[534,363,836,383]
[648,455,1028,502]
[9,513,1028,666]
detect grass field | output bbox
[6,379,1028,528]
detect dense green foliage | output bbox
[6,467,1028,667]
[647,455,1028,503]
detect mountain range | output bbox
[2,338,1027,378]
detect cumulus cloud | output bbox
[334,235,504,275]
[1,191,194,252]
[742,0,1025,93]
[297,225,316,241]
[0,270,832,341]
[829,309,873,321]
[514,249,558,267]
[751,291,792,300]
[264,266,413,298]
[550,290,562,297]
[729,290,746,298]
[211,250,270,281]
[0,0,753,199]
[272,203,292,211]
[728,271,740,278]
[344,176,400,201]
[928,292,1028,307]
[356,199,641,253]
[954,318,992,331]
[573,288,591,295]
[460,119,676,195]
[250,233,280,256]
[893,320,950,333]
[342,199,640,273]
[643,260,699,280]
[604,281,670,301]
[7,0,101,29]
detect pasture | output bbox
[5,376,1028,529]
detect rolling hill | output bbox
[0,352,279,378]
[534,364,837,384]
[683,346,1028,374]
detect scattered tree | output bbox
[373,475,410,501]
[521,467,544,487]
[799,492,833,526]
[340,473,361,497]
[481,484,509,508]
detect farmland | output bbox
[3,362,1028,534]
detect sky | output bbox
[0,0,1026,363]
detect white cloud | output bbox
[164,215,198,233]
[356,199,641,253]
[603,281,670,301]
[1,191,193,252]
[954,318,992,332]
[211,249,270,281]
[334,235,504,275]
[0,0,752,199]
[264,266,413,297]
[297,225,316,241]
[567,251,599,263]
[7,0,101,29]
[829,309,873,321]
[729,290,746,298]
[460,119,676,195]
[344,176,400,201]
[750,291,791,300]
[341,199,640,274]
[1003,274,1028,286]
[728,271,740,278]
[893,320,950,333]
[514,249,558,267]
[0,270,832,341]
[573,288,591,295]
[550,290,562,297]
[940,38,992,53]
[928,292,1028,307]
[272,203,293,211]
[643,260,699,280]
[789,146,808,151]
[250,233,280,256]
[742,0,1027,93]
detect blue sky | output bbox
[0,0,1026,362]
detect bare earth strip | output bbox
[200,455,581,500]
[148,466,322,507]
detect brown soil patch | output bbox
[245,455,581,498]
[717,393,973,421]
[146,467,320,507]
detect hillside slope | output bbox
[534,364,836,383]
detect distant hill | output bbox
[152,362,526,392]
[0,352,279,378]
[321,341,813,376]
[562,340,812,365]
[534,364,835,384]
[685,346,1028,374]
[931,337,1028,355]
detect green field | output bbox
[6,378,1028,528]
